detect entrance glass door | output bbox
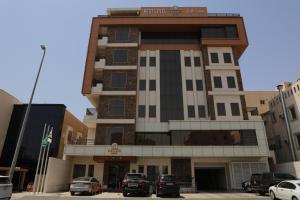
[106,162,129,190]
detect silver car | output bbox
[0,176,12,200]
[70,177,101,195]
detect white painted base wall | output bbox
[44,157,71,193]
[275,161,300,178]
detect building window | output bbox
[111,72,127,88]
[108,127,124,144]
[231,103,240,116]
[112,49,128,64]
[217,103,226,116]
[184,57,191,67]
[138,105,146,118]
[140,57,146,67]
[289,106,298,121]
[194,57,201,67]
[186,80,193,91]
[149,80,156,91]
[138,165,144,173]
[139,80,146,91]
[196,80,203,91]
[149,105,156,118]
[227,76,236,88]
[150,57,156,67]
[73,164,86,179]
[210,53,219,63]
[115,28,129,42]
[260,100,265,105]
[88,165,94,177]
[108,99,125,116]
[297,85,300,91]
[198,105,206,118]
[223,53,232,63]
[162,166,168,174]
[213,76,222,88]
[188,105,195,118]
[294,87,297,93]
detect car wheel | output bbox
[70,191,75,196]
[270,191,277,200]
[292,197,299,200]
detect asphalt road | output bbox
[11,192,270,200]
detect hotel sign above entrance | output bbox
[140,7,208,17]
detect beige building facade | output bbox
[263,79,300,164]
[0,89,21,156]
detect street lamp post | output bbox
[8,45,47,181]
[277,84,297,161]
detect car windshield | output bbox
[73,177,91,182]
[0,177,10,184]
[274,173,296,180]
[161,175,176,182]
[126,174,144,180]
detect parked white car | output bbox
[269,180,300,200]
[0,176,12,200]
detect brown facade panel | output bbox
[97,96,136,119]
[107,27,139,43]
[236,70,244,91]
[240,95,249,120]
[95,124,135,145]
[102,70,137,91]
[82,19,99,95]
[171,158,192,184]
[202,46,215,120]
[105,47,138,66]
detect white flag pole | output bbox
[41,127,52,193]
[33,123,47,194]
[36,125,50,193]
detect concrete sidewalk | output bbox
[12,192,269,200]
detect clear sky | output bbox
[0,0,299,120]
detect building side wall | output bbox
[0,90,21,156]
[58,110,88,158]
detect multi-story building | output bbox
[263,79,300,164]
[244,91,278,115]
[64,7,270,191]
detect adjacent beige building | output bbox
[262,79,300,164]
[244,91,278,115]
[0,89,21,156]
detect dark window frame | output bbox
[196,80,203,91]
[140,56,146,67]
[138,105,146,118]
[111,72,127,88]
[115,27,129,42]
[223,53,232,63]
[107,127,124,144]
[194,57,201,67]
[227,76,236,88]
[210,53,219,64]
[184,57,191,67]
[112,49,128,64]
[217,103,226,116]
[186,80,193,91]
[198,105,206,118]
[149,105,156,118]
[230,103,241,116]
[108,98,125,116]
[139,80,146,91]
[188,105,196,118]
[213,76,223,88]
[150,57,156,67]
[149,80,156,91]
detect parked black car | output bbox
[122,173,151,197]
[251,172,297,195]
[156,175,180,197]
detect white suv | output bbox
[0,176,12,200]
